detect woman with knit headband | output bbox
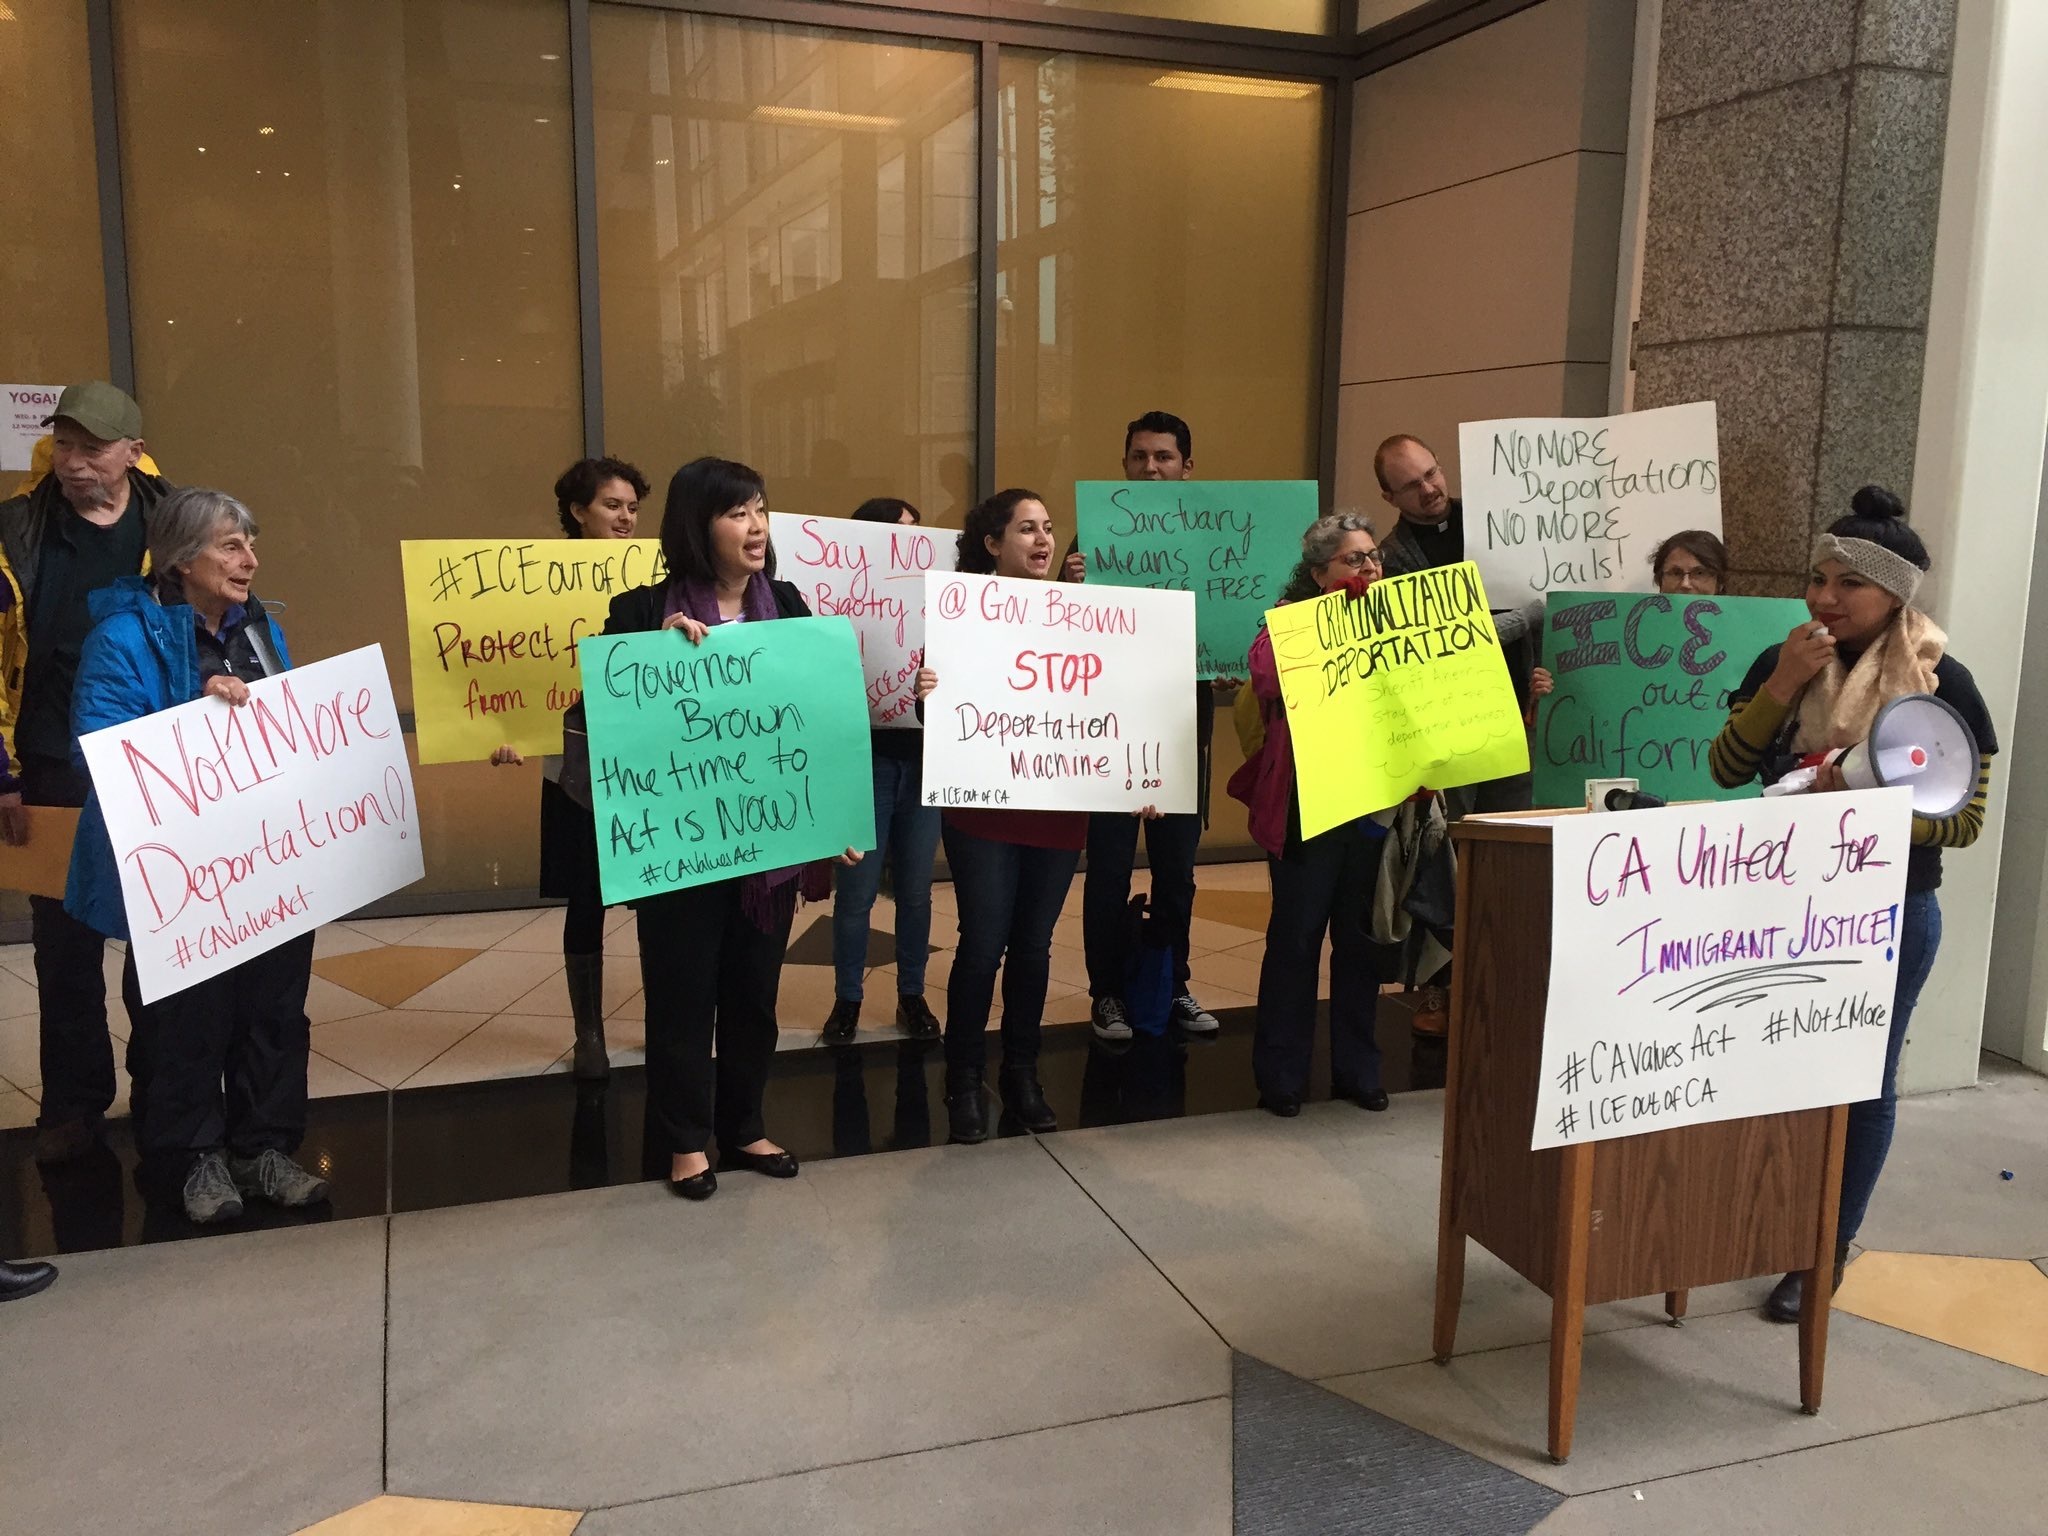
[1709,485,1997,1323]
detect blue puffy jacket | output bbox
[64,576,293,940]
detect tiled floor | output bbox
[3,1063,2043,1536]
[0,862,1296,1123]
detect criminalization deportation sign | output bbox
[920,571,1198,815]
[578,619,876,906]
[1530,789,1910,1150]
[1532,592,1808,807]
[1266,560,1527,838]
[1456,400,1721,602]
[78,645,424,1003]
[1075,480,1313,680]
[400,538,667,764]
[767,512,956,730]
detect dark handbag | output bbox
[558,700,593,811]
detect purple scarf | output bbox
[663,573,830,930]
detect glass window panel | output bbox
[593,9,977,524]
[1034,0,1330,34]
[0,0,111,397]
[116,0,583,897]
[995,52,1326,849]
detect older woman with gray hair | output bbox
[65,486,327,1226]
[1227,512,1396,1118]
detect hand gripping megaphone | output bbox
[1760,693,1980,816]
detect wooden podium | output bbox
[1433,812,1848,1463]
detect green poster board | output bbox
[1076,480,1315,679]
[1531,592,1809,807]
[579,619,877,904]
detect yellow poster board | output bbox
[1267,560,1529,837]
[400,539,667,764]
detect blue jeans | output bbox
[831,749,943,1001]
[1837,890,1942,1245]
[942,824,1081,1077]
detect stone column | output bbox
[1631,0,1956,593]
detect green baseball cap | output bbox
[43,380,143,442]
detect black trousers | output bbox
[124,933,315,1168]
[1082,810,1199,999]
[22,754,117,1126]
[637,879,793,1157]
[1253,817,1387,1103]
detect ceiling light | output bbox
[1149,71,1316,100]
[751,104,902,132]
[258,125,275,136]
[196,145,206,153]
[534,116,550,124]
[541,52,560,60]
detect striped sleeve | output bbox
[1708,689,1792,788]
[1911,752,1994,849]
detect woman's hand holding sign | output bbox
[203,674,251,708]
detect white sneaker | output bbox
[1091,996,1133,1042]
[1171,992,1220,1035]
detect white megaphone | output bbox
[1760,693,1979,816]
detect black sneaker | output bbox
[897,995,942,1041]
[1091,996,1133,1042]
[822,998,861,1044]
[1170,992,1220,1035]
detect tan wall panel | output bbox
[1343,153,1605,385]
[1352,0,1636,213]
[1334,362,1609,517]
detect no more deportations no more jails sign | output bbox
[920,571,1198,815]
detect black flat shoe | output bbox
[998,1069,1058,1134]
[1357,1088,1390,1112]
[668,1170,717,1201]
[722,1146,800,1179]
[0,1258,57,1303]
[1258,1094,1303,1118]
[897,995,942,1042]
[821,999,861,1044]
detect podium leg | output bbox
[1801,1105,1850,1414]
[1432,1231,1465,1364]
[1664,1289,1689,1325]
[1548,1144,1594,1464]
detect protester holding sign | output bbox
[66,489,329,1225]
[485,456,648,1080]
[600,457,862,1203]
[1649,529,1728,595]
[1229,514,1394,1117]
[1709,486,1997,1321]
[920,490,1161,1145]
[820,498,944,1047]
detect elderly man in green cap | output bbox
[0,380,170,1165]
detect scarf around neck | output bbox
[1790,606,1945,753]
[661,571,826,930]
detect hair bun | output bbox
[1850,484,1906,521]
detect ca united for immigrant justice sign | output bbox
[78,646,424,1003]
[1530,790,1910,1151]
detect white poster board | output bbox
[78,645,425,1002]
[2,384,61,471]
[920,571,1197,814]
[1457,399,1722,603]
[767,512,957,729]
[1530,788,1911,1150]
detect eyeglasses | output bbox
[1332,550,1383,569]
[1658,567,1714,589]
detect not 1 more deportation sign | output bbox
[78,645,424,1004]
[920,571,1198,815]
[1530,789,1911,1151]
[578,619,876,906]
[1267,561,1528,838]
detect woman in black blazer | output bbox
[603,456,861,1201]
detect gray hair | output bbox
[151,487,258,601]
[1281,511,1378,602]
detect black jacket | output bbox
[601,577,811,635]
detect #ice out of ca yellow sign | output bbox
[1266,561,1528,837]
[399,539,667,764]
